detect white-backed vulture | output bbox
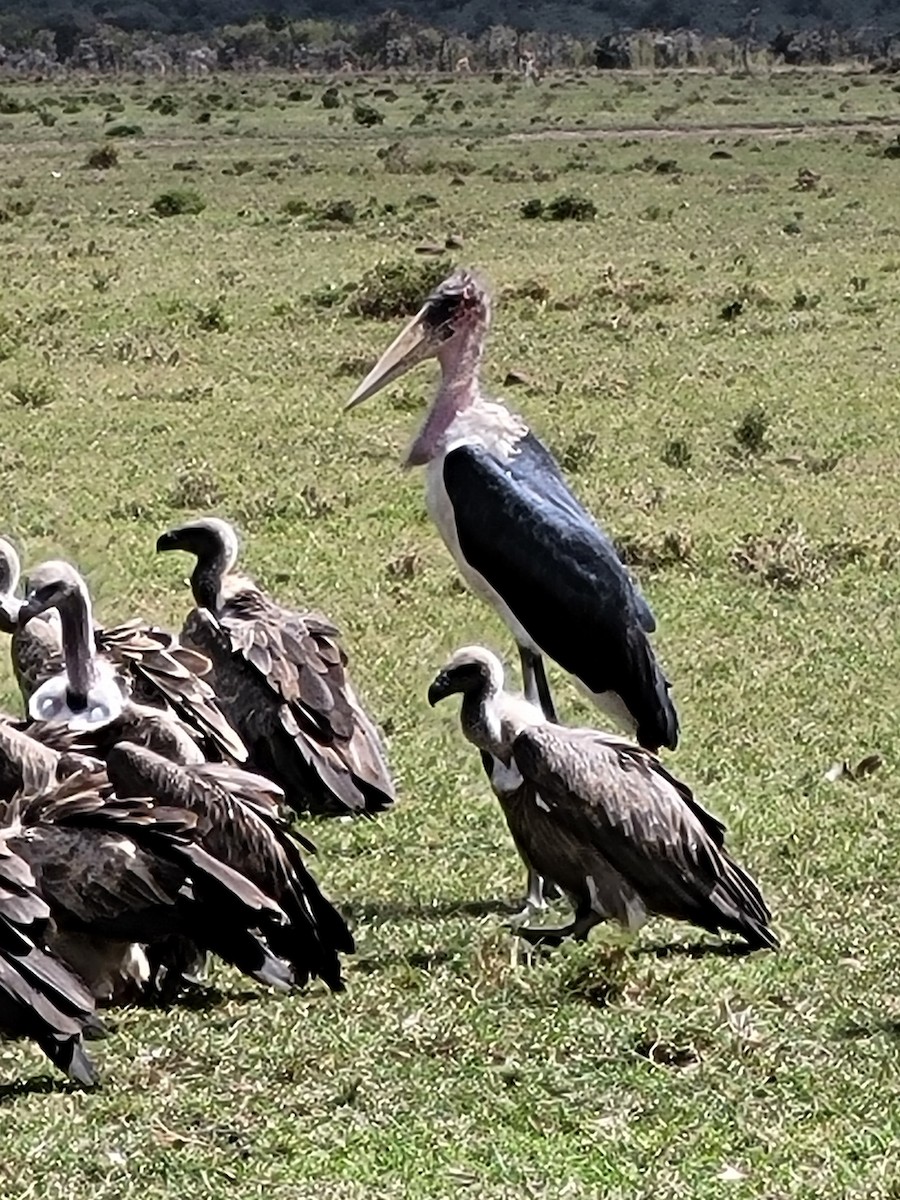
[156,517,395,817]
[6,766,295,1005]
[106,742,354,991]
[428,646,778,951]
[0,814,101,1086]
[11,558,245,762]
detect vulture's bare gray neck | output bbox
[59,591,96,705]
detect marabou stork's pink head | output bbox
[345,268,491,410]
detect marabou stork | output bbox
[347,269,679,910]
[346,268,678,751]
[428,646,778,952]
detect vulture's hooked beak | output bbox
[427,670,457,708]
[16,588,63,628]
[155,530,181,554]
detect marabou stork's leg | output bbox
[516,645,563,908]
[519,646,559,724]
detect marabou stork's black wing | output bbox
[442,435,678,751]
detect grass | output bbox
[0,66,900,1198]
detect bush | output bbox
[281,196,309,217]
[151,189,206,217]
[148,94,178,115]
[521,193,596,222]
[353,101,383,126]
[544,192,597,221]
[105,123,144,138]
[346,257,454,321]
[312,198,357,225]
[85,145,118,169]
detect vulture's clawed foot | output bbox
[515,922,576,948]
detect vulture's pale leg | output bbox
[517,901,603,949]
[508,867,551,923]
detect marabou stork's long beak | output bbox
[345,304,440,410]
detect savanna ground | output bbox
[1,63,900,1199]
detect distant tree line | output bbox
[0,4,899,75]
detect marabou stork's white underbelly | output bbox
[424,457,637,738]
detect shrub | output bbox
[148,94,178,115]
[353,101,383,127]
[281,197,309,217]
[151,189,206,217]
[85,145,118,169]
[520,193,596,222]
[346,257,454,321]
[544,192,597,221]
[105,123,144,138]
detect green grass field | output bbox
[1,65,900,1198]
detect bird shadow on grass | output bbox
[0,1075,89,1104]
[834,1018,900,1041]
[139,985,266,1014]
[343,896,515,923]
[351,947,461,974]
[641,939,760,960]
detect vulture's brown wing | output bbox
[96,620,247,764]
[0,721,61,803]
[512,725,777,948]
[183,598,394,817]
[0,825,100,1086]
[106,743,353,989]
[13,772,292,992]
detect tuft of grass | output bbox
[169,459,222,509]
[662,437,692,468]
[732,523,828,590]
[616,530,694,573]
[7,375,56,409]
[151,188,206,217]
[353,101,383,127]
[312,198,357,226]
[521,192,596,221]
[731,405,771,457]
